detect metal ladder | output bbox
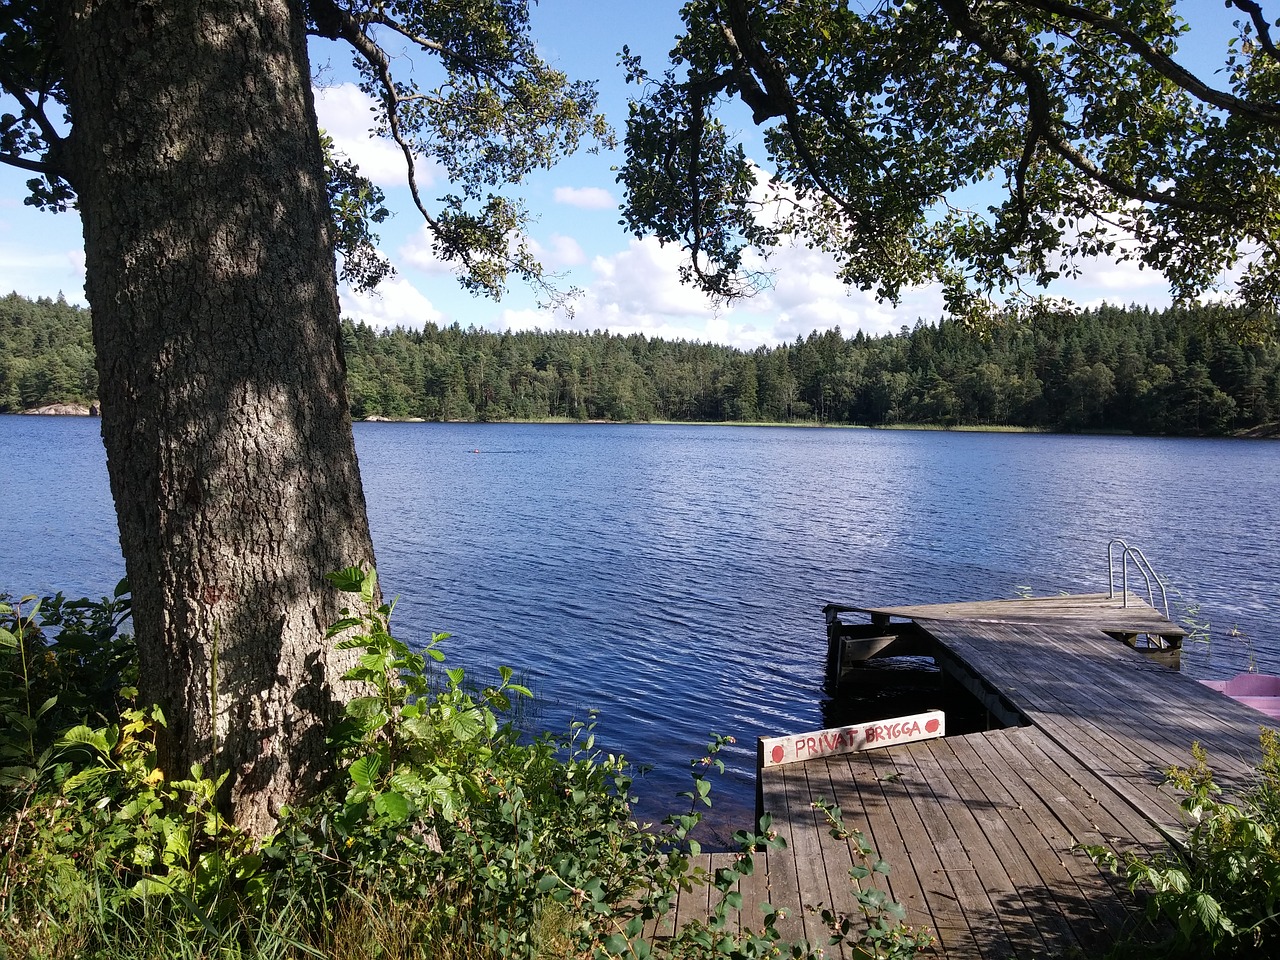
[1107,538,1174,649]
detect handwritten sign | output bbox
[759,710,945,768]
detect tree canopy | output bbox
[620,0,1280,334]
[0,0,609,302]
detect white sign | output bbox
[759,710,945,768]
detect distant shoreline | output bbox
[4,408,1275,438]
[351,416,1279,438]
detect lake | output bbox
[3,416,1278,828]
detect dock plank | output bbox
[823,751,942,946]
[859,746,979,957]
[764,592,1269,958]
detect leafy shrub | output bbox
[1,574,931,960]
[1,584,133,806]
[1088,736,1280,958]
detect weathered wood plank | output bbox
[860,746,982,958]
[824,750,941,944]
[981,729,1141,936]
[775,593,1266,958]
[892,742,1021,960]
[757,766,807,944]
[779,760,848,954]
[937,733,1094,955]
[849,594,1186,637]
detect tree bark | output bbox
[59,0,376,835]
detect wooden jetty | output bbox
[666,593,1270,958]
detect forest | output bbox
[3,290,1278,436]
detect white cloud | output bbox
[530,233,586,269]
[553,233,942,349]
[339,276,442,329]
[553,186,615,210]
[580,237,720,322]
[313,83,439,188]
[397,223,463,276]
[0,245,87,303]
[742,243,946,340]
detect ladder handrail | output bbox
[1107,538,1170,619]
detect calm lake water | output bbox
[3,416,1278,827]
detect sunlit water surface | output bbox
[4,417,1277,827]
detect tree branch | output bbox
[937,0,1233,216]
[1021,0,1280,121]
[718,0,895,253]
[1228,0,1280,62]
[0,73,68,175]
[0,150,55,175]
[307,0,488,274]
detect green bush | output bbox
[1088,736,1280,958]
[1,573,930,960]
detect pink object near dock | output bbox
[1198,673,1280,721]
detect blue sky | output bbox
[0,0,1236,347]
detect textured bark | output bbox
[59,0,376,835]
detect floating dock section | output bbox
[666,593,1268,958]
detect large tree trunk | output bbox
[60,0,376,835]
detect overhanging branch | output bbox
[938,0,1233,216]
[0,150,54,175]
[1022,0,1280,122]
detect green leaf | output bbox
[373,790,410,821]
[349,754,382,788]
[360,568,378,604]
[58,725,110,754]
[1194,892,1234,934]
[326,567,368,593]
[448,709,482,742]
[0,627,16,649]
[345,696,385,719]
[389,770,427,795]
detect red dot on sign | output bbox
[925,719,940,734]
[771,745,785,764]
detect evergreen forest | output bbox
[3,291,1278,436]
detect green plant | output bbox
[0,583,133,806]
[2,573,933,960]
[1087,737,1280,957]
[815,801,937,959]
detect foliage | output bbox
[0,583,132,806]
[814,800,936,959]
[621,0,1280,328]
[0,292,95,412]
[1,580,931,960]
[6,290,1279,433]
[302,0,614,304]
[333,301,1280,433]
[1087,736,1280,957]
[323,132,395,295]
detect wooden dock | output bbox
[667,594,1270,958]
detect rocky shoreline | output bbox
[18,402,99,416]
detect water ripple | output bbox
[5,417,1279,825]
